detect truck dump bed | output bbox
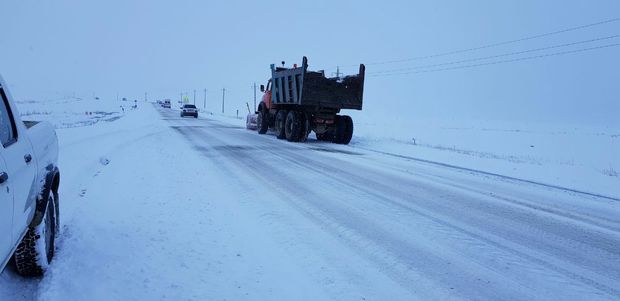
[270,57,364,110]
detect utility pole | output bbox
[145,92,148,102]
[253,82,257,111]
[203,88,207,109]
[193,89,196,105]
[221,88,225,114]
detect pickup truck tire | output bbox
[285,111,302,142]
[14,193,57,276]
[257,111,268,134]
[275,110,287,139]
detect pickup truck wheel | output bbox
[14,193,57,277]
[257,111,268,134]
[275,110,287,139]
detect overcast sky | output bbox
[1,0,618,126]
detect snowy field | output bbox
[1,98,619,300]
[208,111,620,200]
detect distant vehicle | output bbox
[0,75,61,276]
[255,56,364,144]
[162,99,171,108]
[246,113,257,130]
[180,104,198,118]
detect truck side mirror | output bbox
[260,85,265,92]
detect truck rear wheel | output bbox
[285,111,302,142]
[299,113,310,142]
[14,192,58,276]
[333,115,353,144]
[257,111,268,134]
[275,110,287,139]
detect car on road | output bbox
[1,75,61,276]
[162,99,171,108]
[180,104,198,118]
[246,113,257,130]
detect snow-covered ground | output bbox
[1,98,619,300]
[16,97,129,128]
[208,112,620,200]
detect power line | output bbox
[339,17,620,67]
[370,35,620,75]
[369,43,620,77]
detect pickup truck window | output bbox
[0,88,18,147]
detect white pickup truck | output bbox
[0,75,60,276]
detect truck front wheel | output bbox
[257,111,268,134]
[14,192,58,276]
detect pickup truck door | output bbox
[0,154,12,259]
[1,91,16,258]
[1,87,36,242]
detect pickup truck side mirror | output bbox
[260,85,265,92]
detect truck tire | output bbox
[275,110,287,139]
[333,115,353,144]
[332,116,345,144]
[257,111,268,134]
[341,115,353,144]
[299,113,310,142]
[14,193,58,276]
[285,111,302,142]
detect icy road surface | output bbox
[2,104,619,300]
[157,108,620,300]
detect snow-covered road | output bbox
[2,104,619,300]
[159,108,620,300]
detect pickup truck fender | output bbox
[29,165,60,228]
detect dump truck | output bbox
[255,57,365,144]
